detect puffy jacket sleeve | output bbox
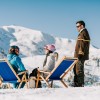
[43,55,55,72]
[16,57,26,71]
[43,56,51,71]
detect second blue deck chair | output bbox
[36,56,78,88]
[0,59,28,88]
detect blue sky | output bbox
[0,0,100,48]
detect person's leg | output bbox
[13,83,19,88]
[73,60,85,87]
[18,73,28,88]
[73,64,78,87]
[20,82,25,88]
[76,60,85,87]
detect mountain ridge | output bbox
[0,25,100,58]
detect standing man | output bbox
[74,20,90,87]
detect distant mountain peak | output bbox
[0,25,99,58]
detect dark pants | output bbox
[73,60,85,87]
[13,74,28,88]
[14,81,25,88]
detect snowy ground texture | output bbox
[0,86,100,100]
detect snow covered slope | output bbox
[0,25,100,58]
[0,25,56,57]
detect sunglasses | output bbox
[76,24,81,28]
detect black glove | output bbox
[78,54,83,60]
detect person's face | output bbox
[76,23,83,32]
[44,49,49,54]
[15,49,19,55]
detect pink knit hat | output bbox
[44,44,56,52]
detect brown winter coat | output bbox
[74,28,90,60]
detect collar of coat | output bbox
[77,28,90,42]
[79,28,85,33]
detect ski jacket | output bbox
[43,53,56,72]
[7,54,26,73]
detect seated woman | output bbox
[41,44,58,86]
[7,45,28,88]
[43,44,58,73]
[29,44,58,88]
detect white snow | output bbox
[0,87,100,100]
[0,25,100,100]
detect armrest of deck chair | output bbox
[65,56,78,60]
[38,70,50,75]
[17,70,28,75]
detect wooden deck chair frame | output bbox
[0,59,28,89]
[36,56,78,88]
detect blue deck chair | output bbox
[36,56,78,88]
[0,59,28,88]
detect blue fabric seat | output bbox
[0,59,28,88]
